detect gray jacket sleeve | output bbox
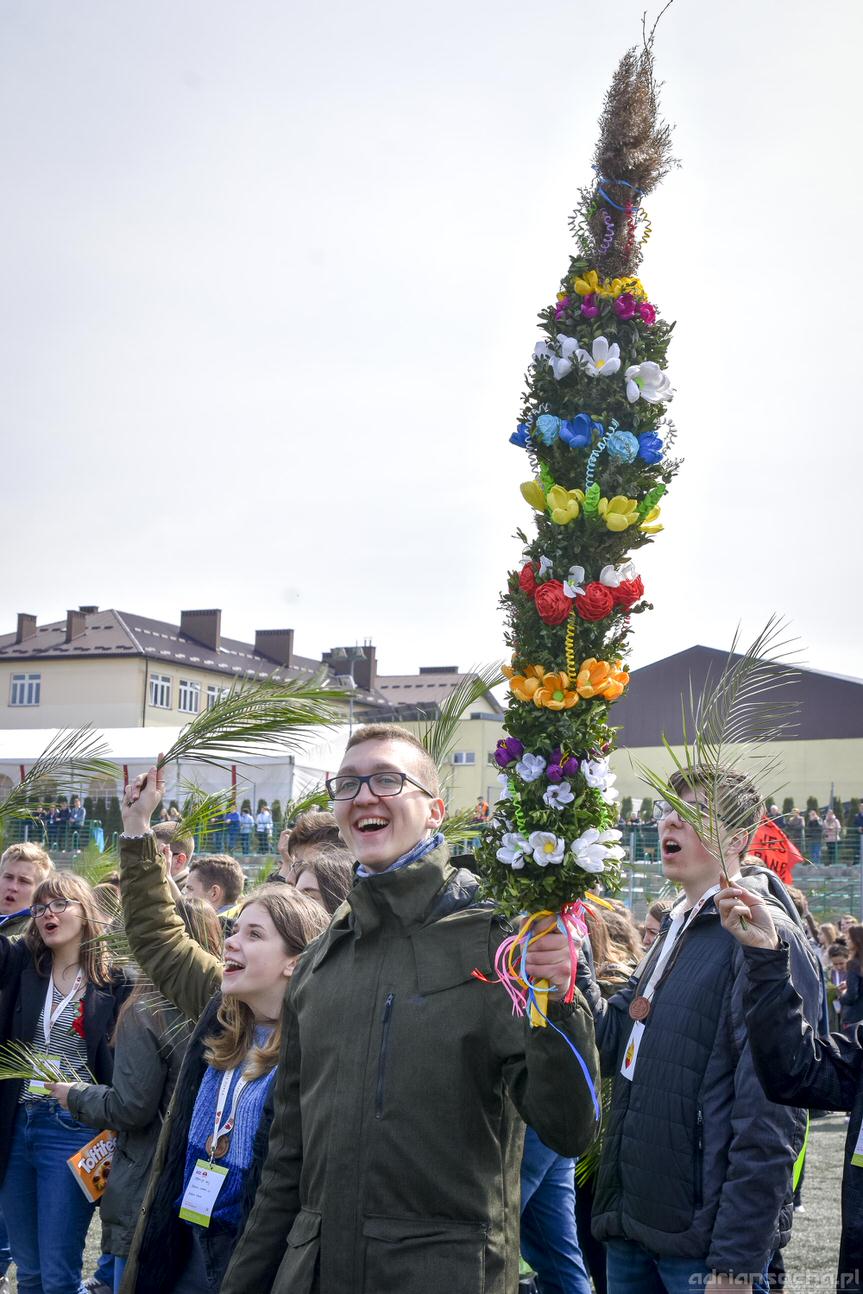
[706,921,822,1278]
[67,1003,167,1132]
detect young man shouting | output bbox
[576,767,822,1294]
[209,723,598,1294]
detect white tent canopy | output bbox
[0,725,352,808]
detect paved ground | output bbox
[8,1114,847,1291]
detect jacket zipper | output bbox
[375,992,394,1120]
[694,1106,704,1208]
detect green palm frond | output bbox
[278,784,330,825]
[0,728,117,826]
[157,674,344,771]
[440,806,484,849]
[418,663,504,771]
[636,617,801,876]
[171,782,244,843]
[72,843,121,887]
[0,1040,93,1085]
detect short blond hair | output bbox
[0,843,53,880]
[344,724,441,797]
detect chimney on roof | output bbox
[78,605,98,614]
[65,609,86,642]
[15,614,37,644]
[353,644,377,692]
[254,628,294,668]
[180,608,222,652]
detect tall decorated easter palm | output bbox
[475,38,680,1034]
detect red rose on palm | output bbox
[534,580,573,625]
[614,577,645,610]
[519,563,538,596]
[574,582,615,621]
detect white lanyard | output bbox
[210,1067,251,1160]
[43,970,85,1047]
[639,884,721,1004]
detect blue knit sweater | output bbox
[180,1029,276,1232]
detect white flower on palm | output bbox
[582,757,619,805]
[624,361,673,404]
[528,831,566,867]
[543,781,575,809]
[534,335,582,380]
[571,826,626,873]
[497,832,531,870]
[599,560,636,588]
[563,565,586,598]
[575,336,621,377]
[516,753,547,783]
[497,773,511,800]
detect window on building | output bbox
[206,684,226,709]
[10,673,41,706]
[149,674,172,709]
[178,679,201,714]
[452,751,476,765]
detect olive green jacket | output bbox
[219,845,600,1294]
[117,834,224,1293]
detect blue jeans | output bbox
[172,1228,236,1294]
[93,1253,114,1288]
[520,1126,592,1294]
[0,1101,96,1294]
[112,1257,126,1294]
[0,1207,10,1275]
[606,1238,770,1294]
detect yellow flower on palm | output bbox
[547,484,583,525]
[639,506,663,534]
[598,495,639,531]
[573,269,601,297]
[520,479,546,512]
[609,275,647,301]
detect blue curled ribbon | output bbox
[518,916,602,1123]
[596,175,644,213]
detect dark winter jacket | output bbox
[0,936,130,1186]
[219,843,601,1294]
[840,963,863,1030]
[742,941,863,1293]
[67,997,191,1255]
[577,874,822,1280]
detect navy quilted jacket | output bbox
[577,875,822,1280]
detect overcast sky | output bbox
[2,0,860,682]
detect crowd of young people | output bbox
[0,724,859,1293]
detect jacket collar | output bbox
[310,841,456,971]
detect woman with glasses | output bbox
[0,870,131,1294]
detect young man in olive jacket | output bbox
[576,768,822,1294]
[217,724,600,1294]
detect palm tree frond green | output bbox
[0,1040,93,1085]
[418,663,504,771]
[440,806,484,849]
[157,674,344,771]
[0,728,117,826]
[172,782,244,844]
[278,784,330,826]
[636,617,801,878]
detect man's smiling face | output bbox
[332,738,445,873]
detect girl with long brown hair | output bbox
[117,766,329,1294]
[0,870,130,1294]
[839,924,863,1033]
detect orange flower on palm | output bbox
[576,658,630,700]
[507,664,546,703]
[533,671,579,711]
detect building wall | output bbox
[611,738,863,808]
[397,716,504,813]
[0,658,147,728]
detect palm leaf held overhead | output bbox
[636,616,801,877]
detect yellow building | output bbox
[0,607,388,730]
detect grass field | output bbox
[8,1113,847,1291]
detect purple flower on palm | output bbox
[613,293,637,320]
[494,737,525,768]
[581,294,600,319]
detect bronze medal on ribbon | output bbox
[205,1132,231,1160]
[628,995,651,1021]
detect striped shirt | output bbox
[20,979,89,1101]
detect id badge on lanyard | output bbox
[179,1066,248,1228]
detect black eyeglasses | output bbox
[32,898,80,918]
[325,771,434,801]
